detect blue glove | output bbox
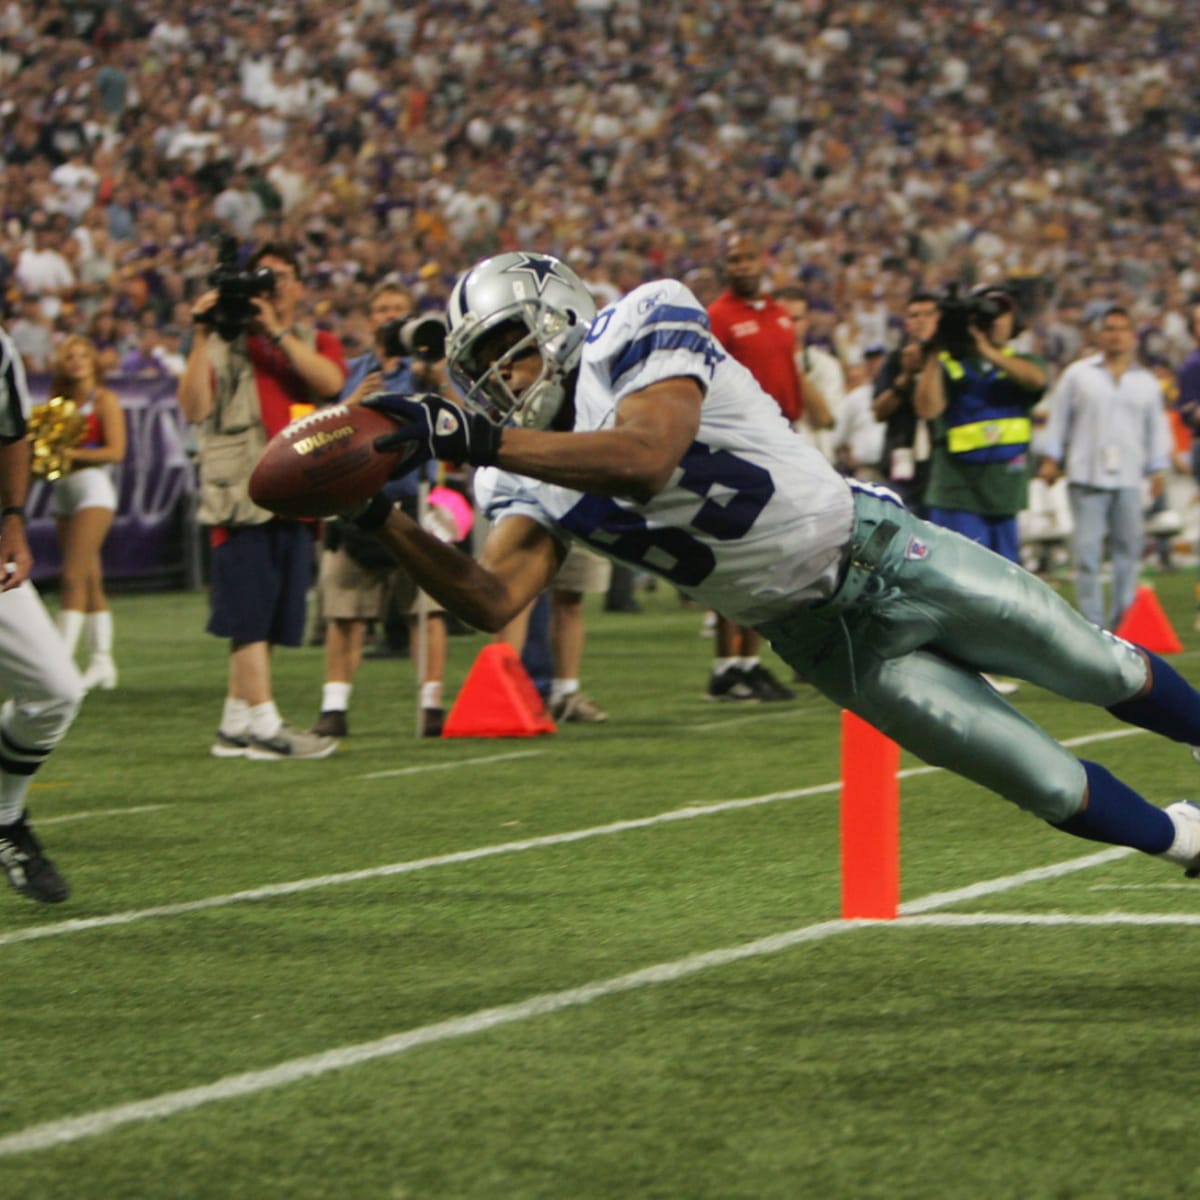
[365,392,503,467]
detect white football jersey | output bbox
[481,280,855,625]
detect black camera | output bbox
[936,283,1015,358]
[377,312,447,363]
[198,236,276,341]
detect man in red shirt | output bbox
[702,232,823,701]
[180,242,346,759]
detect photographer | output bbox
[311,282,451,739]
[871,291,940,515]
[178,241,346,760]
[915,285,1047,692]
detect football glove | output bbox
[365,392,503,467]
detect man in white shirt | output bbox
[1038,306,1171,629]
[775,285,845,463]
[14,215,75,322]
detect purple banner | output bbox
[25,375,198,586]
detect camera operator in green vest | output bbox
[915,284,1047,563]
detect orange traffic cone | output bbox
[442,644,557,738]
[1113,585,1183,654]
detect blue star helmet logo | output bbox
[500,253,563,295]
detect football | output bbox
[248,403,411,519]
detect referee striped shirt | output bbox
[0,325,30,442]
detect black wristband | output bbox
[1,505,25,520]
[351,493,393,531]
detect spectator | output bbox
[915,286,1048,693]
[703,230,811,703]
[46,334,126,690]
[8,293,54,373]
[775,285,846,462]
[832,346,888,482]
[1039,306,1172,630]
[871,292,940,516]
[14,212,75,322]
[178,241,345,761]
[311,281,449,740]
[1174,298,1200,624]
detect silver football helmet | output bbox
[445,252,597,429]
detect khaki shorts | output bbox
[318,546,386,620]
[318,546,444,621]
[554,543,612,594]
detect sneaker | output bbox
[706,666,758,702]
[245,722,338,761]
[420,706,445,738]
[311,710,349,738]
[0,813,69,903]
[982,674,1020,696]
[1164,800,1200,877]
[211,729,251,758]
[743,663,796,702]
[550,692,608,723]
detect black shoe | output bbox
[706,666,758,702]
[744,663,796,701]
[311,710,349,738]
[420,707,445,738]
[0,813,69,903]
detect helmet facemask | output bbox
[450,302,577,429]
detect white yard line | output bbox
[355,750,543,780]
[38,805,168,826]
[897,911,1200,928]
[0,721,1185,1156]
[0,781,844,948]
[2,881,1185,1157]
[0,725,1161,947]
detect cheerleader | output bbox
[49,335,126,690]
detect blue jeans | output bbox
[1067,484,1142,629]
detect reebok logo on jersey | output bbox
[435,410,461,438]
[905,536,929,561]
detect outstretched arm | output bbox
[373,376,704,506]
[372,509,565,634]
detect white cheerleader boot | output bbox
[80,612,118,691]
[80,654,118,692]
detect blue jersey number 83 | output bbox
[557,441,774,587]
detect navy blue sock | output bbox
[1107,649,1200,745]
[1052,760,1173,853]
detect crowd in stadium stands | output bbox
[0,0,1196,380]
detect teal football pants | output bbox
[760,490,1148,823]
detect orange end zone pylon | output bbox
[840,710,900,920]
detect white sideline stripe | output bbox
[0,915,855,1157]
[356,750,544,780]
[898,911,1200,928]
[898,847,1134,914]
[0,782,845,948]
[39,805,168,826]
[2,874,1179,1157]
[0,724,1159,948]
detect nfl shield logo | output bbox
[905,536,929,561]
